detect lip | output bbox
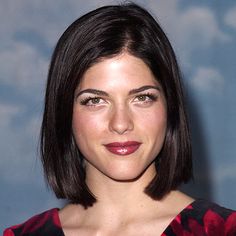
[104,141,141,156]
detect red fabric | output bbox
[3,200,236,235]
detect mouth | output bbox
[104,141,141,156]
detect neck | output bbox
[85,163,157,213]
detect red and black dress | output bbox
[4,199,236,235]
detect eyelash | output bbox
[79,96,103,106]
[79,93,158,106]
[134,93,158,102]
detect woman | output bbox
[4,3,236,236]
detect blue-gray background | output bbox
[1,0,236,231]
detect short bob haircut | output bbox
[41,3,192,208]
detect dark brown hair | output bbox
[41,3,192,208]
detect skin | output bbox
[59,53,193,236]
[73,53,167,183]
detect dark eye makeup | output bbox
[79,96,103,106]
[135,93,158,102]
[79,92,158,107]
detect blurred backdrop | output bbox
[1,0,236,231]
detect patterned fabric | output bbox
[163,200,236,236]
[3,208,63,236]
[3,199,236,235]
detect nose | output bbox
[109,104,134,135]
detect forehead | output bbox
[78,53,159,90]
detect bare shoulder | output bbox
[59,203,95,236]
[144,191,194,234]
[163,191,195,219]
[162,190,194,215]
[59,204,86,229]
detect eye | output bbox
[136,95,149,101]
[133,93,158,103]
[80,97,106,106]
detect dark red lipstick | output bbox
[104,141,141,156]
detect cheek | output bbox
[72,111,106,141]
[138,107,167,136]
[139,107,167,158]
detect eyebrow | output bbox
[76,89,109,98]
[76,85,160,98]
[128,85,160,95]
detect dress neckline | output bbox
[161,199,197,235]
[54,199,197,236]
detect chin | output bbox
[112,174,139,182]
[104,166,153,183]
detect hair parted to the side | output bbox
[40,3,192,208]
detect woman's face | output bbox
[72,53,167,182]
